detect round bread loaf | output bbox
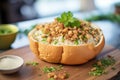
[28,20,105,65]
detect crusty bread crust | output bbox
[28,29,39,56]
[38,43,63,63]
[28,24,105,65]
[61,36,105,65]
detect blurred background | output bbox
[0,0,120,23]
[0,0,120,49]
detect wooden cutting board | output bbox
[0,45,120,80]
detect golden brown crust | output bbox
[38,43,63,63]
[61,45,95,64]
[61,35,105,65]
[28,24,105,65]
[28,29,39,56]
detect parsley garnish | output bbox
[54,39,58,45]
[42,65,64,73]
[42,66,57,73]
[56,65,63,71]
[26,61,39,66]
[74,39,79,45]
[57,11,80,28]
[89,56,116,76]
[41,38,47,42]
[62,36,65,42]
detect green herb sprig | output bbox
[57,11,80,28]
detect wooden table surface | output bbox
[0,45,120,80]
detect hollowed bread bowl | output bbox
[28,21,105,65]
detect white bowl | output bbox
[0,55,24,74]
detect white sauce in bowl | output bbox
[0,55,24,70]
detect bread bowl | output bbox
[28,12,105,65]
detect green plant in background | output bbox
[85,13,120,23]
[19,24,36,35]
[115,2,120,7]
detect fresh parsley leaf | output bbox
[42,66,57,73]
[42,65,64,73]
[74,39,79,45]
[54,39,58,45]
[41,38,47,42]
[57,11,80,28]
